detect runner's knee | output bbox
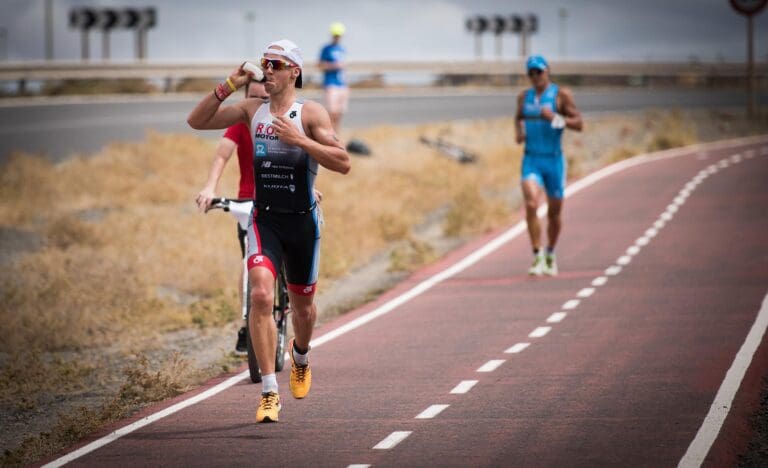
[524,198,539,214]
[249,285,274,316]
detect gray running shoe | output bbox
[544,253,558,276]
[528,254,545,276]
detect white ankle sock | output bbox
[261,373,278,394]
[292,344,309,366]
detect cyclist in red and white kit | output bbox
[188,39,350,423]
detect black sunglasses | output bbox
[528,69,544,77]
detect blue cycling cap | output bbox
[526,55,548,71]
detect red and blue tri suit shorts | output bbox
[246,207,321,296]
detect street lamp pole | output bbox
[45,0,54,60]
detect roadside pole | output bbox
[729,0,767,118]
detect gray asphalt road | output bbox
[0,87,763,162]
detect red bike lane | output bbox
[45,137,768,467]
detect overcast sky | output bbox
[0,0,766,63]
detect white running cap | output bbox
[263,39,304,68]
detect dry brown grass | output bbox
[1,353,192,466]
[389,237,437,272]
[0,132,241,354]
[645,110,698,152]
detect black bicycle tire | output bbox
[274,267,289,372]
[245,279,262,383]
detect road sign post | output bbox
[729,0,767,117]
[70,7,156,61]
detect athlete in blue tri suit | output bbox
[188,39,351,423]
[319,22,349,133]
[515,55,583,276]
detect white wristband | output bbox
[551,113,566,129]
[243,62,264,81]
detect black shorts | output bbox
[246,208,321,296]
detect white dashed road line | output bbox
[505,343,530,354]
[477,360,506,372]
[617,255,632,265]
[562,299,580,310]
[415,405,450,419]
[547,312,568,323]
[373,431,412,450]
[592,276,608,287]
[529,326,552,338]
[450,380,479,394]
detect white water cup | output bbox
[242,62,264,81]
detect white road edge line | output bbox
[373,431,412,450]
[450,380,479,394]
[42,136,768,467]
[678,292,768,468]
[415,404,450,419]
[347,465,371,468]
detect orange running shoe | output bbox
[256,391,281,423]
[288,338,312,399]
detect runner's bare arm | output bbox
[187,64,255,130]
[271,101,351,174]
[558,88,584,132]
[515,91,526,143]
[196,137,237,212]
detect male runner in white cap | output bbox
[188,39,351,423]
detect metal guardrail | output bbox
[0,60,764,81]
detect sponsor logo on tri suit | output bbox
[254,123,279,140]
[261,173,291,179]
[261,161,271,168]
[289,184,296,193]
[289,110,297,119]
[302,286,313,294]
[253,255,264,264]
[255,142,267,157]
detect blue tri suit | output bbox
[521,83,566,199]
[319,43,347,87]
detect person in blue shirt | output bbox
[319,22,349,133]
[515,55,583,276]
